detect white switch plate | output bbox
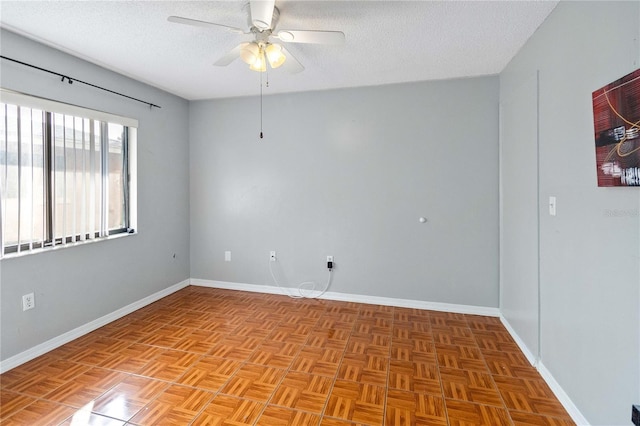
[270,251,276,261]
[327,256,334,262]
[549,196,557,216]
[224,251,231,262]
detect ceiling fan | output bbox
[168,0,345,74]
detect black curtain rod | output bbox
[0,55,161,109]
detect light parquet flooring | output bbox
[0,286,575,425]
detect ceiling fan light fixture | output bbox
[265,43,286,69]
[240,42,260,65]
[249,46,267,72]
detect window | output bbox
[0,90,137,256]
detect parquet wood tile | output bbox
[59,412,126,425]
[256,405,321,426]
[135,349,200,381]
[267,325,310,345]
[191,394,264,426]
[315,318,355,332]
[102,327,149,343]
[128,384,214,425]
[91,375,168,420]
[391,339,436,364]
[509,410,576,426]
[176,356,241,391]
[291,346,343,377]
[345,333,391,357]
[67,338,130,367]
[248,341,302,369]
[440,367,504,407]
[474,329,522,353]
[493,376,574,419]
[0,390,36,420]
[388,359,442,395]
[220,364,286,402]
[433,327,478,347]
[324,379,385,424]
[119,319,159,335]
[435,343,489,372]
[241,317,281,331]
[172,329,223,354]
[233,324,273,339]
[337,353,388,386]
[306,330,350,351]
[446,399,513,426]
[136,333,183,349]
[44,367,127,408]
[0,286,575,426]
[172,310,215,329]
[271,371,333,413]
[0,399,76,426]
[98,343,163,373]
[319,418,370,426]
[0,370,67,398]
[385,389,448,426]
[483,350,541,379]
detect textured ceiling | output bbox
[0,1,558,100]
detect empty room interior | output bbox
[0,1,639,425]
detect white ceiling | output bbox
[0,1,558,100]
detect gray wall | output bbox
[190,77,500,307]
[0,30,191,361]
[500,2,640,425]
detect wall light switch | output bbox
[224,251,231,262]
[549,196,557,216]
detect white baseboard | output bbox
[499,315,590,425]
[190,278,500,317]
[0,279,190,374]
[538,362,590,425]
[499,314,538,366]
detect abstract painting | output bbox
[592,68,640,187]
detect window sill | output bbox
[1,231,137,260]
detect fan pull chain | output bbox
[259,71,264,139]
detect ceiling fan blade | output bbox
[214,43,247,66]
[274,30,345,45]
[280,46,304,74]
[168,16,244,34]
[249,0,275,30]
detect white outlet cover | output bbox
[225,251,231,262]
[22,293,35,311]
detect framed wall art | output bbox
[592,68,640,187]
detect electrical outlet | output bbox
[225,251,231,262]
[270,251,276,262]
[22,293,35,311]
[327,256,333,262]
